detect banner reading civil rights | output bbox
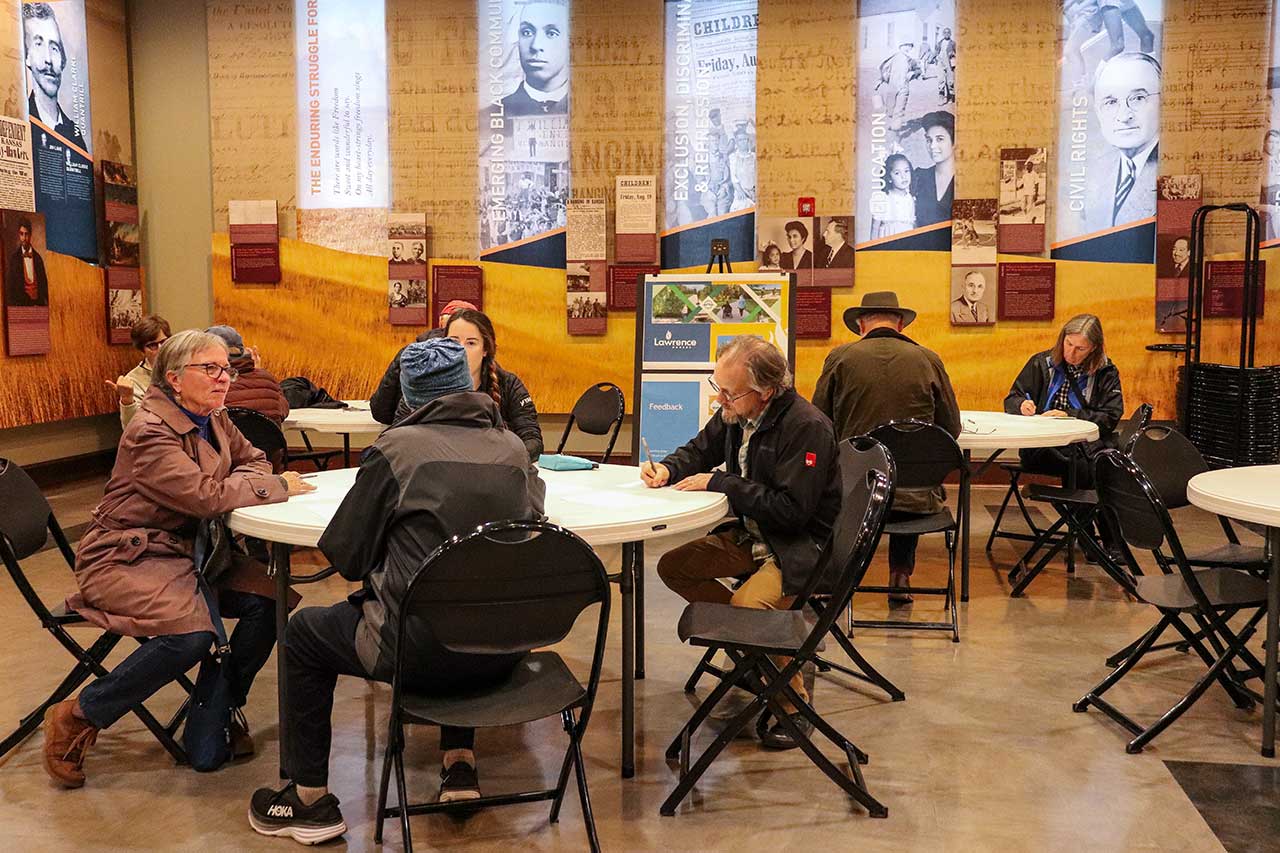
[294,0,389,210]
[855,0,956,253]
[1261,0,1280,247]
[22,1,95,260]
[478,0,570,269]
[661,0,757,270]
[1052,0,1163,263]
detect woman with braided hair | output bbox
[444,308,544,460]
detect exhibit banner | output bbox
[640,273,789,371]
[1262,1,1280,247]
[997,147,1047,254]
[478,0,570,269]
[855,0,956,253]
[22,0,95,260]
[0,116,35,213]
[106,266,141,345]
[294,0,389,210]
[228,199,281,284]
[566,197,607,335]
[1052,0,1164,263]
[615,175,657,263]
[2,209,51,356]
[387,213,428,326]
[634,272,795,466]
[661,0,757,270]
[1154,174,1200,333]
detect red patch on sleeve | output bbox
[804,452,816,468]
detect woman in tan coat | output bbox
[43,330,314,788]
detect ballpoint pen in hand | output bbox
[641,437,657,476]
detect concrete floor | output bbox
[0,477,1274,851]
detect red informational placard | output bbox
[1205,260,1266,319]
[230,245,282,284]
[608,264,658,312]
[998,262,1056,321]
[431,265,484,318]
[794,287,831,339]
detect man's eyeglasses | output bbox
[707,377,757,405]
[1098,90,1158,115]
[185,363,238,382]
[143,339,167,351]
[962,418,996,435]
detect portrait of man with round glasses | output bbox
[1084,51,1161,233]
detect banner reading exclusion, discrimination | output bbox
[1052,0,1163,263]
[294,0,389,210]
[22,1,94,260]
[478,0,570,269]
[855,0,956,253]
[661,0,757,270]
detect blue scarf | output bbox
[1043,362,1084,411]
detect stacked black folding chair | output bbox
[555,382,626,463]
[0,458,191,764]
[1102,423,1273,668]
[375,520,610,853]
[1073,449,1269,753]
[661,437,895,819]
[853,420,965,642]
[1007,403,1153,597]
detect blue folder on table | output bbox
[537,454,598,471]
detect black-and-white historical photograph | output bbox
[950,198,998,266]
[950,266,997,325]
[999,148,1048,225]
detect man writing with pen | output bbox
[639,336,841,751]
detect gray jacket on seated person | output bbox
[317,390,545,682]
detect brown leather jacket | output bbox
[68,387,288,637]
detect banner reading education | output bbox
[22,1,94,260]
[855,0,956,252]
[1052,0,1163,263]
[478,0,570,269]
[294,0,389,210]
[661,0,757,270]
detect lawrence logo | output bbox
[653,330,698,349]
[804,452,816,468]
[267,804,294,818]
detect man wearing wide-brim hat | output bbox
[812,291,961,603]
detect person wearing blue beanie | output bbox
[399,338,474,410]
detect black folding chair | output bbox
[555,383,625,464]
[681,437,906,702]
[1102,423,1273,667]
[1008,403,1154,597]
[374,520,610,853]
[989,403,1153,554]
[227,407,288,474]
[0,458,190,764]
[1073,450,1268,753]
[854,420,965,642]
[661,437,894,818]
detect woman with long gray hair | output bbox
[1002,313,1125,484]
[42,330,314,788]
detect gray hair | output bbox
[858,311,904,331]
[718,335,793,395]
[1053,314,1107,374]
[151,330,228,394]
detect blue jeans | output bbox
[78,590,277,729]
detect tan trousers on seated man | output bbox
[657,530,808,711]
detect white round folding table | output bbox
[228,463,728,779]
[282,400,384,467]
[956,411,1100,598]
[1188,465,1280,757]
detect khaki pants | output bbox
[657,531,808,711]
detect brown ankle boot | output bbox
[42,699,98,788]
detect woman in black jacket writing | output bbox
[1003,313,1123,486]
